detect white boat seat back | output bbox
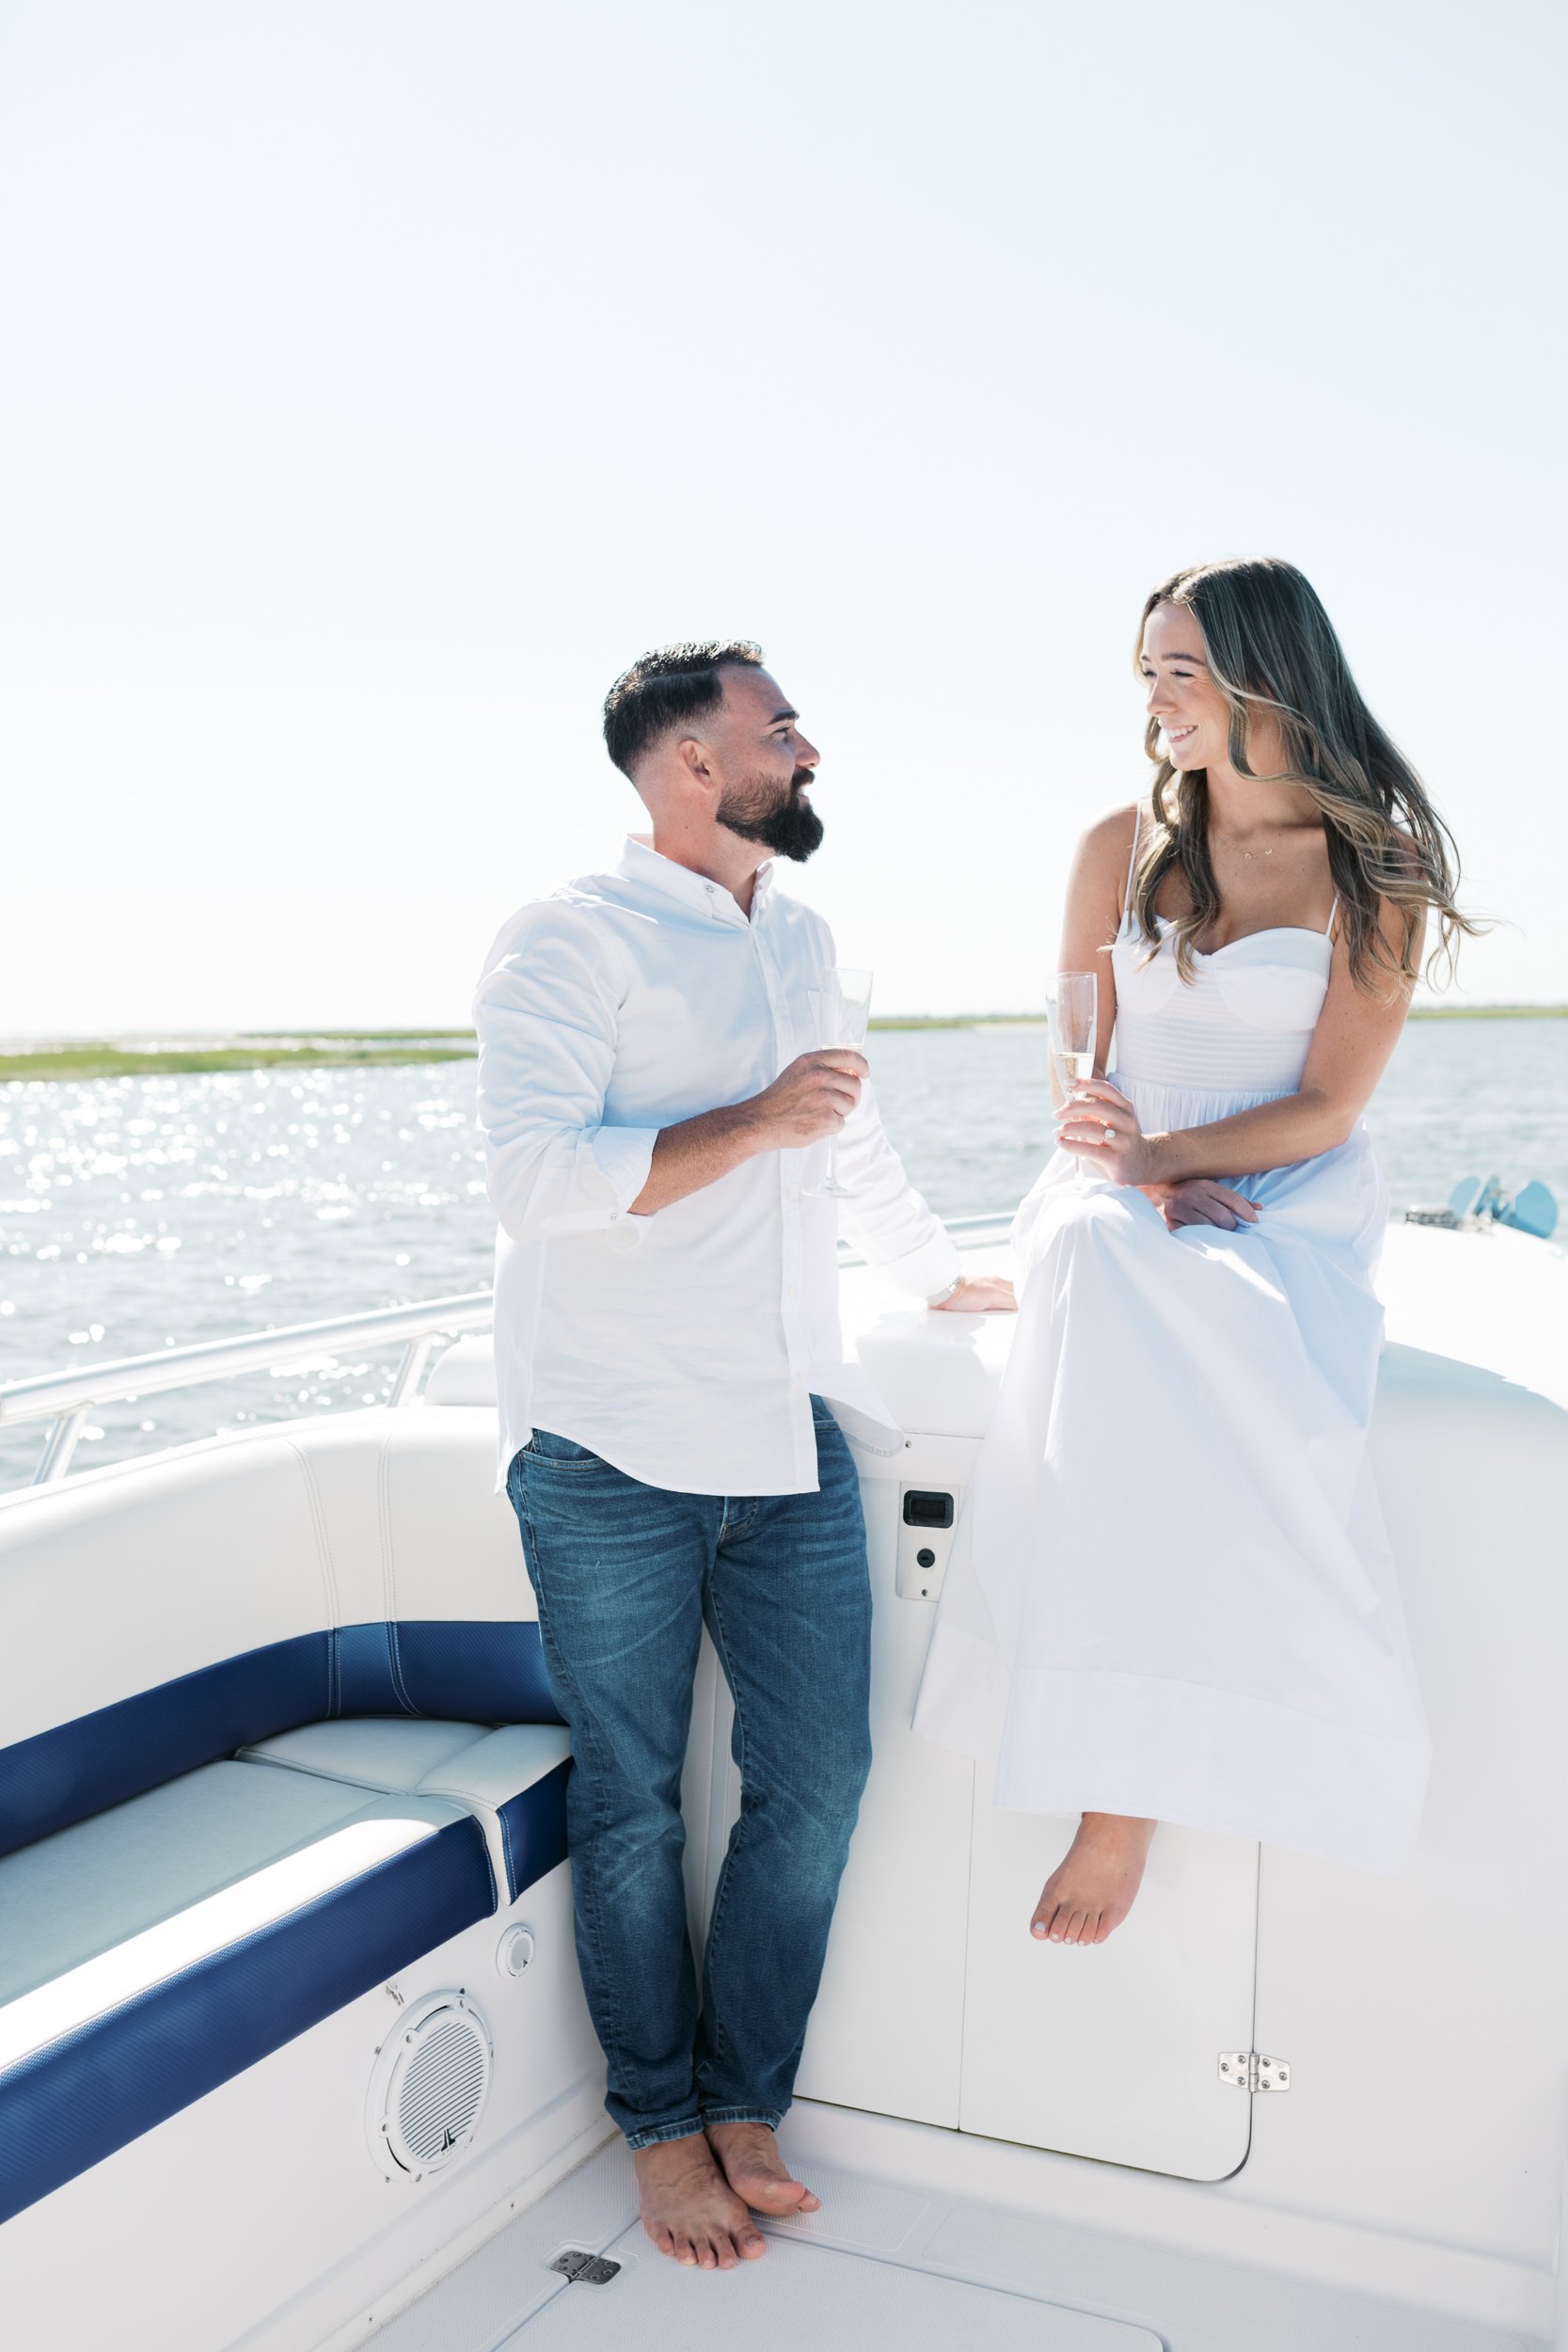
[422,1339,498,1407]
[0,1414,560,1862]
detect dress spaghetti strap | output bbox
[1324,891,1340,938]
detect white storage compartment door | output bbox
[696,1418,1259,2178]
[958,1795,1258,2180]
[840,1286,1259,2180]
[792,1439,977,2127]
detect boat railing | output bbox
[0,1293,494,1487]
[0,1213,1017,1490]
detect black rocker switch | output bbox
[902,1490,955,1530]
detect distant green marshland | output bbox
[0,1034,477,1083]
[1,1006,1562,1085]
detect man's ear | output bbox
[676,734,715,789]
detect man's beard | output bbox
[715,768,825,863]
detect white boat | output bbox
[1,1211,1565,2350]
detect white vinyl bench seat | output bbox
[0,1719,572,2226]
[0,1418,572,2229]
[239,1717,573,1907]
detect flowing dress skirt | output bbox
[911,1070,1432,1873]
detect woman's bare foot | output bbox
[1031,1812,1156,1946]
[633,2133,767,2268]
[705,2120,821,2217]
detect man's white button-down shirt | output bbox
[473,835,960,1496]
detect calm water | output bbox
[2,1019,1564,1489]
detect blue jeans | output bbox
[506,1400,872,2150]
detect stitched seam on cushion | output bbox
[287,1440,340,1629]
[376,1435,416,1714]
[238,1751,395,1796]
[410,1783,509,1890]
[420,1783,501,1812]
[387,1618,414,1714]
[284,1439,340,1717]
[376,1432,397,1631]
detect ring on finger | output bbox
[1102,1123,1115,1142]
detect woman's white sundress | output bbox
[911,818,1432,1872]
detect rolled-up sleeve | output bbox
[473,901,659,1244]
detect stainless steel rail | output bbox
[0,1292,493,1486]
[0,1212,1016,1490]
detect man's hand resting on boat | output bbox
[929,1276,1018,1311]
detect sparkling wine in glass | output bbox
[806,966,874,1199]
[1048,971,1098,1176]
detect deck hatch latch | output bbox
[549,2249,622,2285]
[1218,2050,1291,2092]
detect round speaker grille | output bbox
[369,1991,492,2181]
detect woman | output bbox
[912,556,1475,1946]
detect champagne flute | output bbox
[1048,970,1098,1184]
[806,966,874,1198]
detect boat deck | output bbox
[356,2125,1544,2352]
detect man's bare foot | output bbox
[633,2133,766,2268]
[705,2120,821,2217]
[1030,1812,1156,1946]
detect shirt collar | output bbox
[617,834,773,926]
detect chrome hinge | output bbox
[549,2249,622,2286]
[1218,2050,1291,2093]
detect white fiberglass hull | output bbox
[0,1220,1562,2350]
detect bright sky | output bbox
[1,0,1561,1033]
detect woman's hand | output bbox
[1142,1178,1259,1233]
[1056,1086,1258,1228]
[1053,1080,1157,1185]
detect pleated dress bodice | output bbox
[1111,912,1332,1107]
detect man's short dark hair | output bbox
[602,640,764,778]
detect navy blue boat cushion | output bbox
[0,1803,495,2227]
[498,1759,571,1902]
[334,1618,561,1724]
[0,1618,564,1862]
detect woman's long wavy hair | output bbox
[1131,558,1475,992]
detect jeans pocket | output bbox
[524,1427,602,1469]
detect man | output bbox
[473,642,1012,2272]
